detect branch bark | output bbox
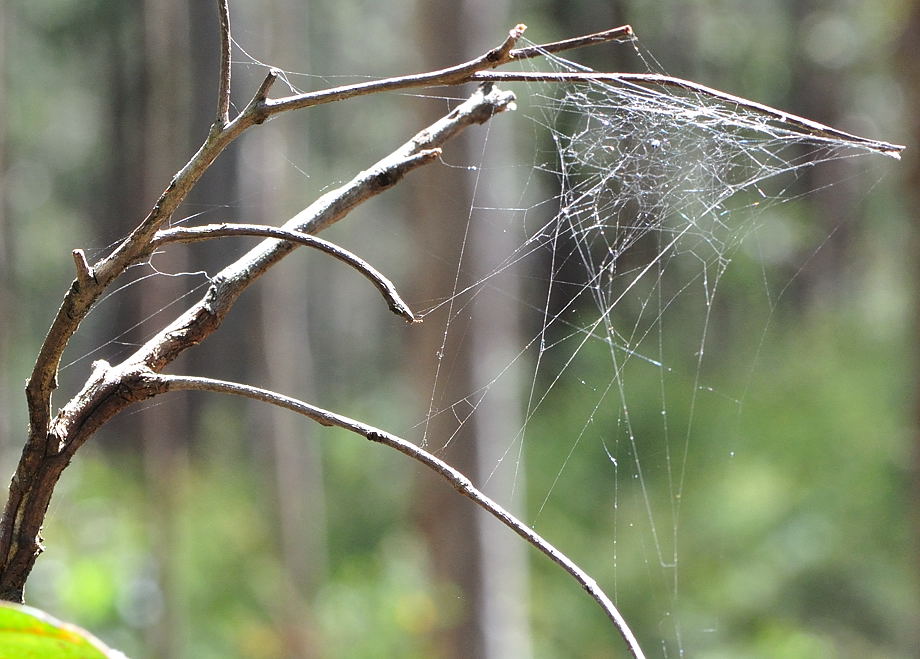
[153,223,419,322]
[156,373,646,659]
[0,82,515,603]
[215,0,232,127]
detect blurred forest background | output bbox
[0,0,917,657]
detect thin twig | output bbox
[17,28,528,425]
[157,373,646,659]
[153,223,419,323]
[215,0,232,127]
[509,25,634,60]
[252,68,279,107]
[13,24,670,429]
[469,71,906,156]
[71,250,94,287]
[125,85,515,374]
[260,24,526,115]
[2,83,515,603]
[256,25,635,117]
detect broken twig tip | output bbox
[71,249,94,285]
[254,69,280,102]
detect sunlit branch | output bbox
[153,223,418,323]
[261,23,526,115]
[509,25,634,59]
[470,71,906,156]
[15,23,661,434]
[4,78,515,604]
[256,23,634,117]
[157,373,647,659]
[71,249,94,287]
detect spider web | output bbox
[412,39,896,655]
[48,32,899,656]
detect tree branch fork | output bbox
[3,8,904,657]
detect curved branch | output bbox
[127,85,514,373]
[4,84,515,603]
[153,223,419,323]
[157,373,646,659]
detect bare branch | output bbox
[509,25,634,60]
[259,24,526,116]
[215,0,232,127]
[256,25,637,119]
[5,81,514,603]
[470,71,907,157]
[157,373,646,659]
[7,13,902,631]
[153,223,419,323]
[18,29,527,425]
[127,85,514,373]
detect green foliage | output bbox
[0,602,126,658]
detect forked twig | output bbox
[0,81,517,603]
[157,373,647,659]
[153,223,419,322]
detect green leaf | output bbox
[0,602,127,659]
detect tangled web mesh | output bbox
[418,37,897,654]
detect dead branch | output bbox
[153,223,418,323]
[215,0,232,127]
[71,250,94,287]
[19,23,540,443]
[509,25,634,59]
[243,24,632,117]
[0,82,515,603]
[155,373,646,659]
[470,71,906,156]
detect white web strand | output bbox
[58,33,897,653]
[416,36,894,654]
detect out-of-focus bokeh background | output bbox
[0,0,917,657]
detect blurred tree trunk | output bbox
[237,1,328,656]
[785,0,859,305]
[0,0,9,455]
[900,0,920,649]
[138,2,195,657]
[410,2,530,657]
